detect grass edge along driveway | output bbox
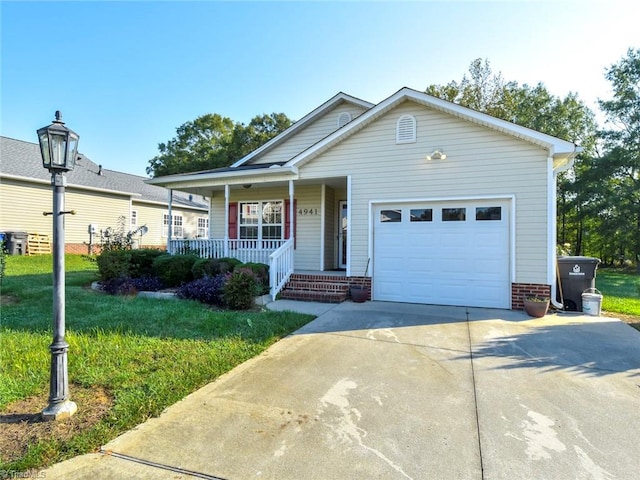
[0,254,314,473]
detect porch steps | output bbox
[279,274,350,303]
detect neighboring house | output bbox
[0,136,209,254]
[147,87,581,309]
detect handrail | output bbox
[269,238,294,301]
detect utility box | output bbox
[5,231,29,255]
[557,256,601,311]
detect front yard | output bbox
[0,255,314,473]
[1,256,638,474]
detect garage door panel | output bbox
[373,201,510,308]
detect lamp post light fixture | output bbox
[37,111,79,421]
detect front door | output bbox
[338,201,348,269]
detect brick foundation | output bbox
[511,283,551,310]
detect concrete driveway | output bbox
[43,301,640,479]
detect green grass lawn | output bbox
[0,254,314,472]
[596,269,640,318]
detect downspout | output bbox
[549,144,581,309]
[548,156,563,309]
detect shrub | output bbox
[100,216,136,252]
[242,262,269,294]
[101,277,137,296]
[130,275,165,292]
[96,250,132,281]
[223,268,261,310]
[192,257,242,279]
[152,254,199,287]
[101,275,164,296]
[177,274,227,305]
[129,249,165,278]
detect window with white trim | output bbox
[337,112,352,128]
[197,217,209,238]
[131,210,138,227]
[396,114,417,143]
[239,201,283,240]
[163,213,183,238]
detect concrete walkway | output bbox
[42,301,640,479]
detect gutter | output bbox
[146,165,299,187]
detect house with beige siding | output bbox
[147,88,580,309]
[0,136,208,254]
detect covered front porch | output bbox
[162,172,352,300]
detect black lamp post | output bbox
[37,111,79,420]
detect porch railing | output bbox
[167,238,293,299]
[269,238,294,301]
[168,239,287,265]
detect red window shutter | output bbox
[228,202,238,239]
[285,199,297,248]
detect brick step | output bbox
[288,274,352,285]
[284,280,350,293]
[279,289,348,303]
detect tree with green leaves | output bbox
[426,58,598,255]
[147,112,292,177]
[593,48,640,270]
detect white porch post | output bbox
[346,175,352,277]
[208,195,212,239]
[167,189,173,252]
[224,184,230,257]
[289,180,295,246]
[320,183,326,271]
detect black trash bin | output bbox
[557,256,601,311]
[5,231,28,255]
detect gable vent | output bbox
[396,115,417,144]
[337,112,352,128]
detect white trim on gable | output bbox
[285,87,580,170]
[231,93,374,168]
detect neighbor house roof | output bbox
[0,136,208,209]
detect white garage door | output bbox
[373,200,510,308]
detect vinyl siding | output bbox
[252,104,369,165]
[0,179,131,245]
[298,101,550,284]
[210,184,325,270]
[132,203,207,246]
[0,178,207,249]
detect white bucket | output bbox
[581,288,603,316]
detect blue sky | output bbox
[1,1,638,177]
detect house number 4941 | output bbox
[298,208,319,215]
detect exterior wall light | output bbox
[426,149,447,161]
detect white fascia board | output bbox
[231,92,375,168]
[0,173,141,198]
[286,87,580,168]
[146,165,299,188]
[132,198,208,211]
